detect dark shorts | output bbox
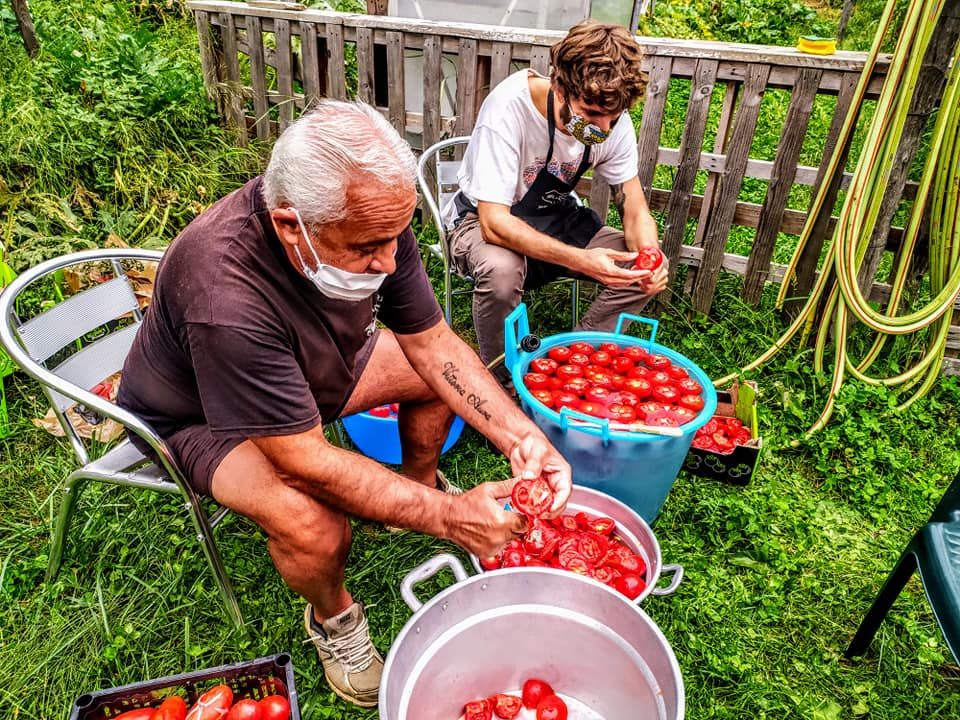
[131,330,380,498]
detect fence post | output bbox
[12,0,39,57]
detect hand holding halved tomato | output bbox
[510,478,554,519]
[506,433,571,518]
[633,246,664,271]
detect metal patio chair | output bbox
[0,249,243,627]
[416,136,581,327]
[845,469,960,663]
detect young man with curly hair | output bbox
[443,20,668,367]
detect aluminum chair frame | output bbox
[416,136,581,327]
[0,248,243,627]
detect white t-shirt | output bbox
[441,69,639,228]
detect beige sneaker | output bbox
[387,470,463,532]
[304,602,384,708]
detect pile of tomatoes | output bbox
[367,403,400,418]
[521,340,705,427]
[691,415,752,454]
[112,685,290,720]
[479,479,648,601]
[464,677,568,720]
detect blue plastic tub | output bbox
[505,303,717,522]
[341,411,466,465]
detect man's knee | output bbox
[268,493,352,563]
[470,249,526,303]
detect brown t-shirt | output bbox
[118,177,442,440]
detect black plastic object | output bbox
[68,653,300,720]
[519,334,541,353]
[845,470,960,663]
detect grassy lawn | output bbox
[3,1,960,719]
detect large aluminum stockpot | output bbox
[380,554,684,720]
[470,485,683,604]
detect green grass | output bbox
[3,1,960,719]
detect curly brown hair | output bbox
[550,20,647,114]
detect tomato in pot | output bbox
[531,389,554,408]
[511,478,554,518]
[666,364,689,380]
[530,357,558,375]
[613,390,639,407]
[567,352,591,367]
[547,375,565,390]
[521,679,555,709]
[588,350,613,367]
[622,345,647,363]
[489,694,522,719]
[651,384,679,404]
[598,342,620,356]
[562,377,591,396]
[647,354,672,371]
[547,345,571,362]
[464,698,493,720]
[501,548,526,567]
[576,400,606,418]
[649,370,672,386]
[623,377,652,398]
[606,403,637,422]
[678,393,704,412]
[670,406,699,424]
[678,377,703,395]
[552,391,579,409]
[569,341,594,355]
[588,516,616,535]
[614,572,647,600]
[523,373,550,391]
[535,694,569,720]
[610,356,634,375]
[588,373,615,389]
[555,363,583,381]
[584,386,612,404]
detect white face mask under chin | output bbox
[291,208,387,302]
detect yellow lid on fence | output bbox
[797,36,837,55]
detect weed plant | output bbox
[2,1,960,720]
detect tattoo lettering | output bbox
[442,362,466,396]
[467,393,492,422]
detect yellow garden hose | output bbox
[716,0,960,436]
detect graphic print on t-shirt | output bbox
[522,156,583,186]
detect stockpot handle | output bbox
[651,563,684,596]
[614,313,659,344]
[400,553,470,612]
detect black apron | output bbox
[454,91,604,289]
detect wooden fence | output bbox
[186,0,959,373]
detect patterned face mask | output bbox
[561,99,612,146]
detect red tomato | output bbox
[622,377,652,399]
[610,356,634,374]
[511,478,554,518]
[464,698,493,720]
[547,375,565,390]
[552,391,579,409]
[114,711,155,720]
[607,404,637,423]
[569,341,594,354]
[186,685,233,720]
[490,694,522,719]
[726,417,745,431]
[666,364,689,380]
[679,394,705,412]
[153,697,188,720]
[647,354,672,371]
[368,405,391,418]
[633,246,664,271]
[614,572,647,600]
[535,695,569,720]
[576,401,606,418]
[670,406,699,424]
[577,533,606,564]
[613,390,639,407]
[651,384,679,404]
[530,357,558,375]
[556,515,579,533]
[588,372,615,389]
[258,696,290,720]
[627,365,651,379]
[524,373,550,391]
[615,553,647,575]
[588,516,616,535]
[531,389,555,408]
[562,377,591,396]
[622,346,647,363]
[649,370,672,386]
[225,700,261,720]
[522,679,555,709]
[479,555,501,570]
[713,432,735,452]
[584,386,612,404]
[598,342,620,356]
[568,352,591,367]
[734,429,752,445]
[592,565,616,584]
[501,548,526,567]
[589,351,612,367]
[556,363,583,381]
[678,378,703,395]
[547,345,572,362]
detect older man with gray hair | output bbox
[117,100,571,707]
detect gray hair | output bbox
[262,99,417,226]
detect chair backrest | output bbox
[0,249,165,466]
[416,136,471,262]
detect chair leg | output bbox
[186,500,245,628]
[46,472,88,583]
[571,280,580,328]
[444,268,454,325]
[845,543,920,658]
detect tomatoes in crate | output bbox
[692,415,752,453]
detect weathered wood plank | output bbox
[246,15,271,140]
[386,30,406,134]
[274,18,295,129]
[786,70,860,308]
[454,38,479,137]
[422,34,443,151]
[743,67,821,304]
[529,45,550,75]
[299,20,322,109]
[589,177,612,222]
[692,79,738,250]
[636,55,672,197]
[220,13,249,145]
[490,41,512,90]
[356,26,376,105]
[194,11,224,112]
[691,63,770,313]
[660,59,718,278]
[326,21,347,100]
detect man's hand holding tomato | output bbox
[507,431,572,517]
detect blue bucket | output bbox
[505,303,717,522]
[341,410,466,465]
